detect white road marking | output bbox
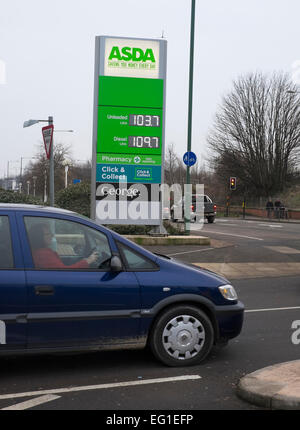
[1,395,61,410]
[203,231,264,241]
[245,306,300,313]
[167,248,214,257]
[259,224,283,228]
[218,223,239,226]
[0,375,201,401]
[264,246,300,254]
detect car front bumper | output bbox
[214,301,244,341]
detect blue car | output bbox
[0,204,244,367]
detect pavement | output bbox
[194,262,300,280]
[230,214,300,224]
[237,360,300,410]
[124,234,210,246]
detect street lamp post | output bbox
[20,156,38,181]
[7,160,19,190]
[23,119,74,205]
[185,0,196,235]
[64,165,69,188]
[48,116,54,206]
[23,116,55,205]
[44,169,47,203]
[62,157,73,189]
[32,176,37,197]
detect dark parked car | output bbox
[0,204,243,367]
[171,194,217,223]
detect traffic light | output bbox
[230,177,236,190]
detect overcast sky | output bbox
[0,0,299,178]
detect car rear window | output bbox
[191,195,208,203]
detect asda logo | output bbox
[108,46,156,63]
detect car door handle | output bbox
[35,285,55,296]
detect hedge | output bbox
[0,189,42,205]
[55,182,91,217]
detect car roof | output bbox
[0,203,76,215]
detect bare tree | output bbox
[208,72,300,197]
[165,143,180,185]
[22,142,72,200]
[164,144,217,198]
[68,160,91,184]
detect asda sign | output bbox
[104,38,160,79]
[108,46,156,63]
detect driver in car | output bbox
[28,224,99,269]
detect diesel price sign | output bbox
[91,36,167,226]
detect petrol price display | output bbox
[97,106,162,155]
[129,114,160,127]
[128,136,160,148]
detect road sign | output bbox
[42,125,54,160]
[183,151,197,167]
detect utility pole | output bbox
[32,176,37,197]
[185,0,196,235]
[44,169,47,203]
[48,116,54,206]
[23,117,55,205]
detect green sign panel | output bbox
[97,153,161,165]
[98,76,163,108]
[97,106,163,155]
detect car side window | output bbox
[0,216,14,269]
[24,216,112,270]
[118,242,158,271]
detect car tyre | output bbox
[207,216,215,223]
[150,305,214,367]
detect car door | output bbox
[17,212,141,349]
[0,211,27,351]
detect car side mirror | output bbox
[110,256,123,272]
